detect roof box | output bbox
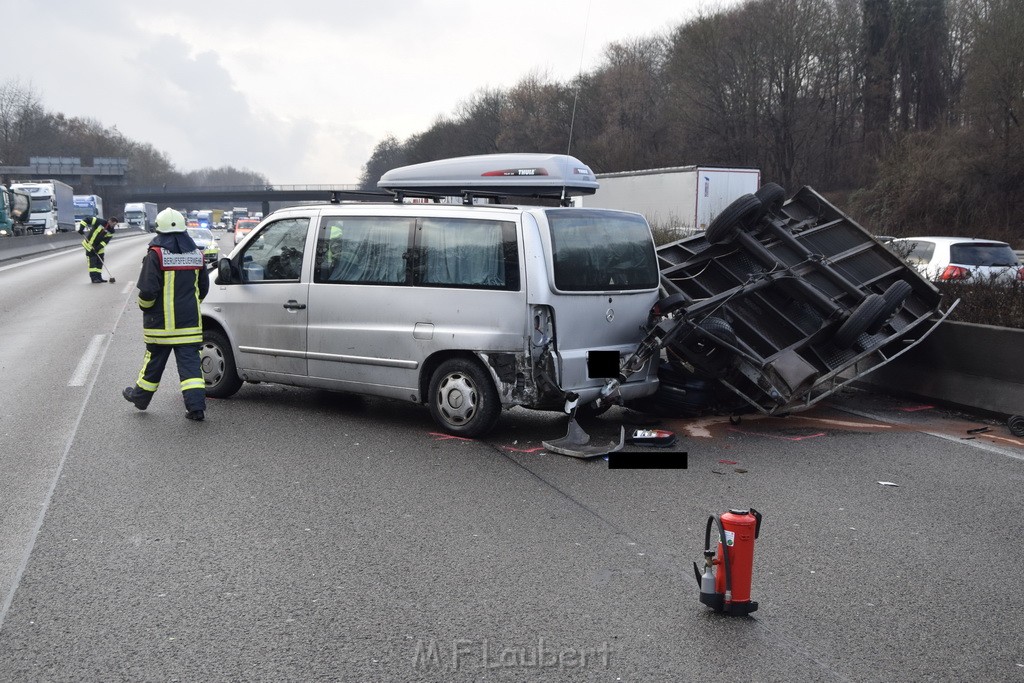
[377,153,599,202]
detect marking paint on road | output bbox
[428,432,474,441]
[68,334,106,386]
[120,280,135,295]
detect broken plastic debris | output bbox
[625,428,677,447]
[719,459,738,465]
[877,481,900,487]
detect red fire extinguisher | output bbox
[694,507,762,616]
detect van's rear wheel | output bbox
[201,329,243,398]
[428,359,500,437]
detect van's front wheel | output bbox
[428,359,500,437]
[201,329,243,398]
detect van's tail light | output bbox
[938,265,970,281]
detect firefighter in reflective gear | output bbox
[81,216,117,283]
[122,208,211,421]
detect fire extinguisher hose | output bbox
[704,514,733,598]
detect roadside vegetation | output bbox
[1,0,1021,330]
[936,281,1024,329]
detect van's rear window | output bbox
[546,209,659,291]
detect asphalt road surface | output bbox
[1,236,1022,682]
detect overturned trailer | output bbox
[595,184,952,422]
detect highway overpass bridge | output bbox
[121,185,393,216]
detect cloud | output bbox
[18,0,730,184]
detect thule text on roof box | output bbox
[377,153,599,205]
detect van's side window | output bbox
[240,218,310,282]
[417,218,520,290]
[314,217,412,285]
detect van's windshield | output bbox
[546,209,659,291]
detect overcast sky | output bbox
[16,0,737,185]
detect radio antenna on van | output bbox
[562,0,592,205]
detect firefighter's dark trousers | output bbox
[127,343,206,412]
[86,250,104,281]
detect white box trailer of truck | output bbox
[10,179,76,234]
[124,201,158,232]
[576,166,760,234]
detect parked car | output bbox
[187,227,220,264]
[887,236,1023,284]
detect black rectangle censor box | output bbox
[607,452,688,469]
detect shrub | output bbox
[936,280,1024,330]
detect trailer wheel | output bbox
[866,280,913,335]
[651,293,689,317]
[833,294,888,349]
[705,194,762,245]
[754,183,786,220]
[669,316,737,376]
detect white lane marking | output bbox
[68,334,106,386]
[0,233,151,273]
[0,290,135,632]
[799,416,893,429]
[120,280,135,295]
[0,250,76,272]
[837,406,1024,462]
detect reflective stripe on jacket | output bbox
[82,223,111,254]
[138,246,210,345]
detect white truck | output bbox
[10,179,76,234]
[575,166,761,236]
[124,202,158,232]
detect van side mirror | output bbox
[217,257,233,284]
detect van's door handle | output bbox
[283,300,306,310]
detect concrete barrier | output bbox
[0,230,146,263]
[855,320,1023,417]
[0,232,84,261]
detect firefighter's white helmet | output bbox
[156,208,186,233]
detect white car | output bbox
[887,236,1023,284]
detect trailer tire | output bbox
[652,293,689,317]
[669,316,737,376]
[754,183,786,220]
[705,194,762,245]
[866,280,913,335]
[833,294,888,349]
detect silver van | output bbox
[200,154,661,436]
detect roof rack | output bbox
[377,153,599,206]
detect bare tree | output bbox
[0,80,45,165]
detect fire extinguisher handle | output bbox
[750,507,763,539]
